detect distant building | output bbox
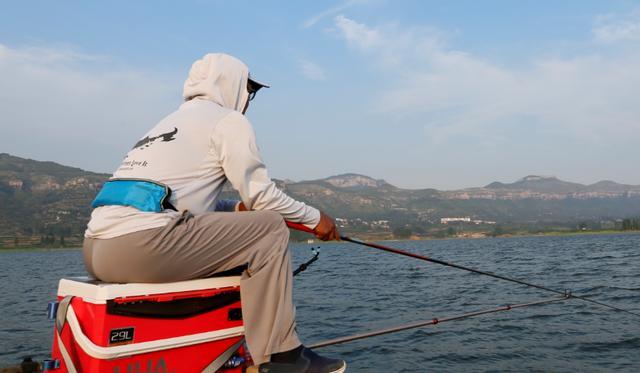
[441,217,471,224]
[335,218,348,228]
[472,219,496,225]
[8,179,23,190]
[371,220,390,229]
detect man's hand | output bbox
[313,211,340,241]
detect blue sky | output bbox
[1,0,639,189]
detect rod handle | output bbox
[285,221,315,234]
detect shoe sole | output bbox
[330,362,347,373]
[247,361,347,373]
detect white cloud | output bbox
[302,0,374,29]
[334,15,443,68]
[332,15,640,146]
[0,43,179,172]
[298,59,326,80]
[334,14,380,48]
[593,9,640,43]
[0,43,104,64]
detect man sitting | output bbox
[83,53,346,373]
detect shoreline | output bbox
[294,229,640,244]
[2,230,639,251]
[0,246,82,252]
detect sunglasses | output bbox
[247,82,258,101]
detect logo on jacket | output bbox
[133,127,178,150]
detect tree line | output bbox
[622,218,640,230]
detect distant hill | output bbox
[485,175,585,193]
[484,175,640,195]
[1,153,640,246]
[279,173,640,225]
[0,153,109,245]
[321,173,392,190]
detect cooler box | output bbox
[47,276,250,372]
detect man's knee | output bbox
[246,211,290,272]
[257,211,290,253]
[257,210,287,232]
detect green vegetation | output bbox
[622,218,640,230]
[0,153,107,249]
[392,226,412,239]
[2,153,640,247]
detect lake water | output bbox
[1,233,639,372]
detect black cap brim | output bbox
[248,76,270,91]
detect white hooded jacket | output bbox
[85,53,320,239]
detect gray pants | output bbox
[83,210,300,365]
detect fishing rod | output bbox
[293,247,320,277]
[286,221,640,318]
[309,294,570,348]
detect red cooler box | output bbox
[47,276,250,372]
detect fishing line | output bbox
[286,222,640,318]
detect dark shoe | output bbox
[258,345,346,373]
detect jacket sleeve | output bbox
[211,111,321,228]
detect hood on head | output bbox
[182,53,250,112]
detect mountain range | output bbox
[2,153,640,245]
[270,173,640,227]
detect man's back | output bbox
[88,97,319,239]
[113,99,233,213]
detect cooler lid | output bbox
[57,276,241,304]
